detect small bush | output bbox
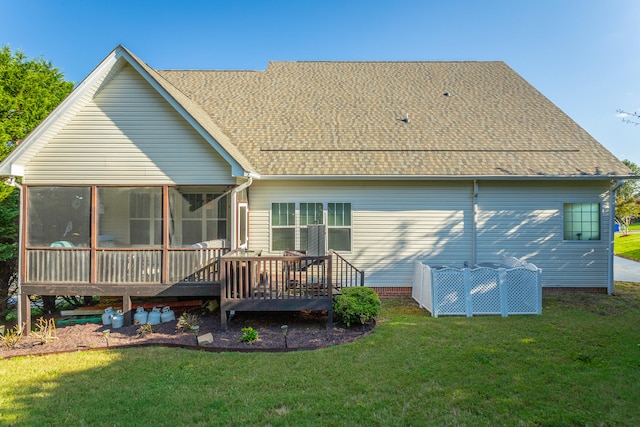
[176,312,200,332]
[1,323,25,349]
[240,327,259,343]
[136,323,153,337]
[32,317,57,345]
[334,287,381,327]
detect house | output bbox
[1,45,634,329]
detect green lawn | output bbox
[3,286,640,426]
[615,232,640,262]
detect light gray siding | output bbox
[250,179,613,289]
[475,180,612,288]
[249,180,473,287]
[25,64,234,185]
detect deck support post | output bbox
[220,310,228,331]
[18,291,31,335]
[122,294,132,326]
[220,260,228,330]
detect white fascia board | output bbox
[118,49,247,178]
[10,165,24,176]
[0,50,120,177]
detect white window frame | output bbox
[270,202,352,253]
[562,202,601,241]
[327,202,352,252]
[271,202,297,251]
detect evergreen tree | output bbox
[0,45,74,315]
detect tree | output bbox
[0,45,74,317]
[616,109,640,126]
[616,159,640,235]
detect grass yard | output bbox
[2,285,640,426]
[615,231,640,262]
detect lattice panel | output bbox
[414,260,542,317]
[433,269,466,315]
[412,262,434,312]
[470,268,500,314]
[506,269,539,314]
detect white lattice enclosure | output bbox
[412,257,542,317]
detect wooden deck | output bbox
[220,251,335,329]
[19,247,364,331]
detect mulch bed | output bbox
[1,310,374,359]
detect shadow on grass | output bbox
[3,288,640,425]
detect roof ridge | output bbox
[276,60,505,63]
[158,61,507,74]
[158,69,263,73]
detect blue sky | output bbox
[2,0,639,166]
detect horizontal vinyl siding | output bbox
[25,64,234,185]
[249,180,473,287]
[476,180,611,288]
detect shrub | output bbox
[240,327,259,343]
[333,287,381,327]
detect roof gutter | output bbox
[257,174,640,181]
[608,179,625,294]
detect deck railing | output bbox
[171,249,223,283]
[330,250,365,288]
[97,249,162,283]
[26,248,91,283]
[221,250,365,301]
[25,247,363,296]
[25,247,225,284]
[221,253,332,301]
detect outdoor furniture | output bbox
[282,250,328,296]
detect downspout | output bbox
[471,180,478,267]
[4,177,24,326]
[608,179,624,294]
[230,176,253,250]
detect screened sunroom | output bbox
[24,185,232,287]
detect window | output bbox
[271,202,296,250]
[271,202,352,252]
[564,203,600,241]
[328,202,352,251]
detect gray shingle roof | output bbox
[157,61,630,177]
